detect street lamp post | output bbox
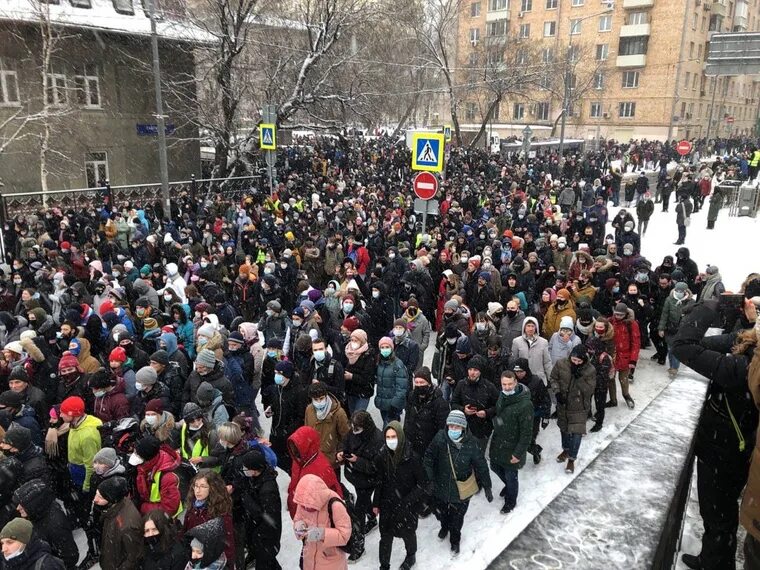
[558,5,613,160]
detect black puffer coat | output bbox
[344,350,376,399]
[451,375,499,439]
[404,386,450,457]
[342,413,385,491]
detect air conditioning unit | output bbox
[602,112,610,118]
[518,11,524,18]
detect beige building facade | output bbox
[456,0,760,142]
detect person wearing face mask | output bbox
[107,345,137,399]
[657,281,695,380]
[305,382,350,478]
[132,365,172,418]
[230,450,282,569]
[390,320,419,384]
[609,303,640,410]
[571,270,598,304]
[307,338,346,408]
[366,283,394,346]
[184,349,235,411]
[424,410,492,556]
[542,288,576,340]
[141,510,189,570]
[497,300,524,361]
[130,435,183,518]
[469,313,496,358]
[374,337,409,427]
[0,424,51,487]
[89,370,129,423]
[550,344,596,474]
[182,470,235,568]
[404,367,450,458]
[177,403,219,470]
[115,330,150,371]
[342,329,375,415]
[510,317,553,385]
[139,399,177,447]
[0,517,65,569]
[451,356,499,453]
[257,300,289,348]
[548,316,582,366]
[371,421,425,570]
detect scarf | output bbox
[344,330,369,365]
[701,272,722,301]
[315,396,333,421]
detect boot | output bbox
[556,450,568,463]
[76,553,99,570]
[437,527,448,541]
[400,554,416,570]
[668,368,678,379]
[451,543,460,556]
[625,395,635,409]
[500,499,514,514]
[565,459,575,474]
[347,546,364,562]
[681,553,702,569]
[590,422,603,433]
[604,400,617,408]
[532,447,542,465]
[363,513,377,534]
[500,486,507,497]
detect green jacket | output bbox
[489,385,534,470]
[424,429,491,504]
[658,291,695,337]
[67,414,103,491]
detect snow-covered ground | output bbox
[75,190,758,569]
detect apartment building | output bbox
[0,0,206,194]
[456,0,760,142]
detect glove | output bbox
[484,487,493,503]
[45,428,59,458]
[306,527,325,542]
[541,418,550,429]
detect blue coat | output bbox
[225,348,255,411]
[374,356,408,412]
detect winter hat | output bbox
[58,353,80,371]
[134,436,161,462]
[556,288,571,301]
[446,410,468,429]
[4,342,23,356]
[307,289,322,303]
[109,347,127,363]
[300,300,315,313]
[393,318,407,329]
[444,323,459,339]
[8,366,28,384]
[577,307,593,325]
[487,302,503,318]
[99,300,115,316]
[88,371,114,390]
[266,338,283,350]
[342,317,360,332]
[0,518,33,544]
[468,355,486,372]
[143,318,158,331]
[674,282,689,292]
[149,350,170,367]
[559,316,574,331]
[274,360,294,378]
[378,336,394,348]
[706,265,719,275]
[228,331,245,346]
[570,344,588,362]
[93,447,118,468]
[613,302,628,315]
[182,402,204,422]
[241,449,267,471]
[266,300,282,312]
[97,476,129,504]
[197,323,216,339]
[135,366,158,387]
[60,396,85,418]
[413,367,432,385]
[2,425,31,451]
[196,382,215,406]
[478,271,492,283]
[0,390,23,409]
[196,349,217,369]
[145,399,163,414]
[67,338,82,356]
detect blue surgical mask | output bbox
[448,429,463,441]
[267,350,277,358]
[612,286,620,294]
[312,398,328,410]
[385,438,398,450]
[343,303,354,313]
[502,389,516,396]
[274,373,285,385]
[93,390,106,398]
[380,347,392,358]
[313,350,326,362]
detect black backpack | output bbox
[327,489,364,556]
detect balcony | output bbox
[734,15,748,30]
[486,8,510,21]
[616,54,647,67]
[620,23,651,36]
[711,0,727,17]
[622,0,654,7]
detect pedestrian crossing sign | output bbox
[411,132,444,172]
[259,123,276,150]
[444,125,452,142]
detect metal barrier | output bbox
[0,175,262,217]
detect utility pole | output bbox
[705,77,719,153]
[147,0,170,214]
[263,104,278,196]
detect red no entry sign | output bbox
[676,140,693,156]
[413,172,438,200]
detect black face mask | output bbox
[145,535,161,551]
[506,310,518,318]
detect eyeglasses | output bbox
[193,483,209,490]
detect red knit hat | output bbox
[60,241,71,250]
[58,353,80,372]
[109,347,127,363]
[342,316,360,332]
[145,399,163,414]
[99,300,115,316]
[60,396,85,418]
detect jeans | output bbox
[561,431,583,460]
[435,500,470,547]
[639,219,649,236]
[491,464,519,510]
[381,408,401,427]
[347,395,370,415]
[441,380,454,402]
[608,369,630,403]
[677,223,687,243]
[668,351,680,370]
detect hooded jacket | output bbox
[611,309,641,370]
[135,447,182,516]
[490,384,534,470]
[510,317,553,382]
[68,413,103,491]
[99,496,144,570]
[93,378,131,423]
[304,394,350,467]
[185,518,228,570]
[513,358,552,418]
[404,386,451,456]
[286,426,343,517]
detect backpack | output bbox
[247,438,278,468]
[327,490,364,556]
[211,400,237,423]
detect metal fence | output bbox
[0,175,263,218]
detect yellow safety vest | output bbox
[180,425,220,473]
[148,470,184,518]
[751,150,760,167]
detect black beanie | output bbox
[97,476,129,504]
[241,450,267,471]
[134,435,161,461]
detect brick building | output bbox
[0,0,208,194]
[456,0,760,142]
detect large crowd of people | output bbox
[0,135,758,570]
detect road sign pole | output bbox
[422,201,428,236]
[263,104,277,196]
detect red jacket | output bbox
[136,448,182,516]
[92,378,130,423]
[611,310,641,371]
[183,508,235,567]
[347,244,371,277]
[287,426,343,517]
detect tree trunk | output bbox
[468,95,501,150]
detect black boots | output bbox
[590,422,603,433]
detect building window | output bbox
[692,74,698,90]
[590,102,602,118]
[594,72,604,90]
[627,11,648,25]
[570,19,582,35]
[69,0,91,6]
[596,43,609,61]
[488,19,507,36]
[465,102,477,121]
[519,23,530,38]
[698,44,703,60]
[513,103,525,120]
[539,73,550,89]
[493,103,500,121]
[598,15,612,32]
[112,0,134,14]
[543,21,556,36]
[571,0,584,5]
[568,45,579,62]
[516,48,528,65]
[680,101,686,117]
[684,72,690,90]
[520,0,532,12]
[468,52,478,66]
[74,64,101,108]
[487,49,503,65]
[542,47,554,63]
[689,41,694,58]
[619,36,648,56]
[471,1,481,16]
[619,101,636,118]
[470,28,481,45]
[490,0,508,9]
[0,59,20,106]
[85,152,109,188]
[537,102,549,120]
[46,71,67,106]
[622,71,639,88]
[692,12,698,29]
[546,0,557,8]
